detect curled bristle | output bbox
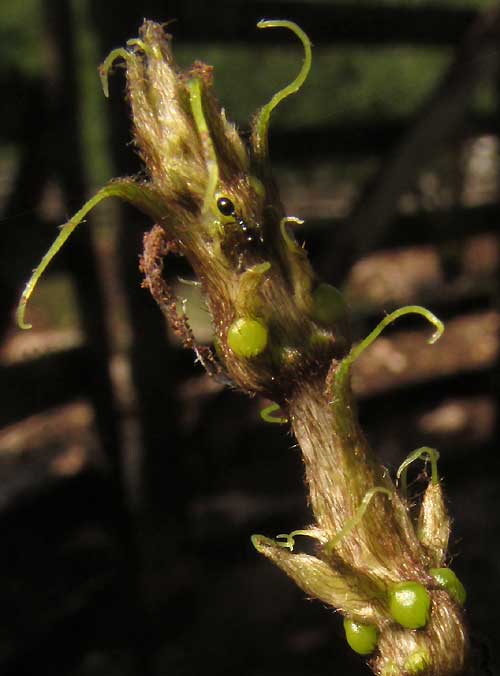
[275,528,326,551]
[98,47,131,98]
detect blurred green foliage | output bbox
[0,0,43,75]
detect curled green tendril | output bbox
[260,403,288,424]
[324,487,391,554]
[350,305,444,365]
[334,305,444,399]
[99,47,131,98]
[276,529,324,551]
[332,306,444,438]
[397,446,440,498]
[254,20,312,161]
[187,77,219,213]
[16,181,164,330]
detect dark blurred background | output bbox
[1,0,499,674]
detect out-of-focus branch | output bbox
[333,6,500,283]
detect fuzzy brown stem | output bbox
[287,376,469,675]
[288,377,424,580]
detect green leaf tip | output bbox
[253,19,312,161]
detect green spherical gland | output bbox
[343,618,379,655]
[227,318,268,358]
[404,649,431,674]
[388,581,431,629]
[311,283,346,326]
[430,567,466,606]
